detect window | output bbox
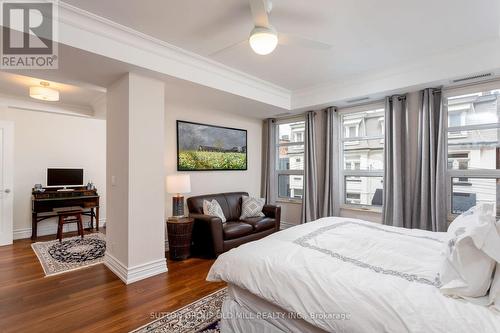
[340,107,385,208]
[378,118,385,136]
[448,153,470,183]
[346,192,361,204]
[445,87,500,218]
[345,125,358,138]
[276,119,305,201]
[448,111,463,127]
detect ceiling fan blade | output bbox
[248,0,270,27]
[279,33,333,50]
[208,39,248,57]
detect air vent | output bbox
[452,73,492,83]
[346,97,370,104]
[275,112,292,117]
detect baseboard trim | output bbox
[103,252,128,283]
[13,219,107,240]
[104,252,167,285]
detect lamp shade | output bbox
[166,174,191,194]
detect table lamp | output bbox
[166,174,191,218]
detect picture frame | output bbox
[176,120,248,171]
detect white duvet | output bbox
[207,217,500,333]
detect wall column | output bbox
[105,72,167,284]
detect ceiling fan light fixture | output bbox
[249,26,278,55]
[29,81,59,102]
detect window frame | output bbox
[338,102,385,212]
[275,116,305,203]
[443,81,500,220]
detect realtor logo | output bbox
[1,0,58,69]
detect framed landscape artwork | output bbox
[176,120,248,171]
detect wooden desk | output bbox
[31,187,100,241]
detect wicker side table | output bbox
[166,217,194,260]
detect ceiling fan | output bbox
[210,0,333,56]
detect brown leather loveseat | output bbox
[187,192,281,257]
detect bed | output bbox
[207,217,500,332]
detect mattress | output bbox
[221,284,327,333]
[208,217,500,332]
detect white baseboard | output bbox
[13,218,106,240]
[280,221,297,230]
[104,252,167,284]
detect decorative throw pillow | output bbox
[439,203,499,298]
[240,196,265,219]
[447,204,500,261]
[202,200,210,216]
[448,204,489,234]
[203,199,226,223]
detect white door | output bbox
[0,121,14,246]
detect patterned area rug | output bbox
[131,288,227,333]
[31,233,106,277]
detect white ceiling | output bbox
[62,0,500,91]
[1,44,286,119]
[0,71,103,107]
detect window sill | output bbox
[340,205,382,214]
[276,199,302,205]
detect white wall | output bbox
[0,107,106,239]
[128,74,166,268]
[164,103,263,217]
[105,76,130,265]
[105,73,167,284]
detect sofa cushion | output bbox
[240,217,276,232]
[203,199,227,223]
[224,193,246,221]
[240,196,265,219]
[223,222,254,240]
[188,192,248,221]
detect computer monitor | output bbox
[47,168,84,188]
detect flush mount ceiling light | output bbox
[249,26,278,55]
[29,81,59,102]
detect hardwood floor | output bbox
[0,231,225,333]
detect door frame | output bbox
[0,121,14,246]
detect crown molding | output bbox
[292,37,500,110]
[56,2,291,110]
[14,2,500,113]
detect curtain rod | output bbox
[387,95,406,101]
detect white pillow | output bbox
[447,204,500,261]
[489,263,500,311]
[240,196,265,219]
[202,199,226,223]
[439,203,498,298]
[448,204,491,234]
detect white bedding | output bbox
[223,284,326,333]
[207,217,500,333]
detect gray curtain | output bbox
[262,118,276,203]
[383,95,412,228]
[301,111,319,222]
[411,89,447,231]
[322,107,341,217]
